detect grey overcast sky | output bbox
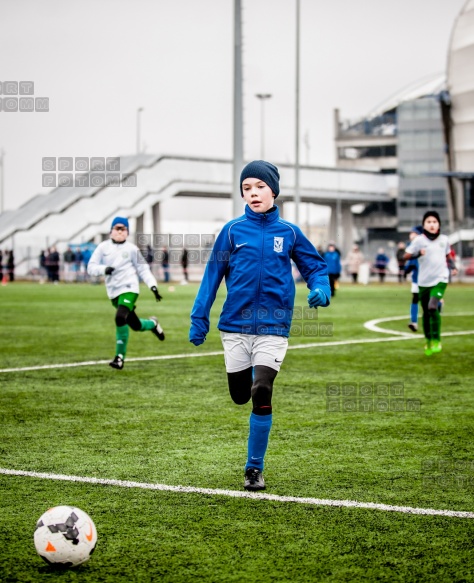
[0,0,467,211]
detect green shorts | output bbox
[111,292,139,310]
[419,282,447,302]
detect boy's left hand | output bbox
[151,286,163,302]
[308,288,328,308]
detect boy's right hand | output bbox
[105,266,115,275]
[189,324,206,346]
[308,288,329,308]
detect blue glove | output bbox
[308,288,328,308]
[189,324,206,346]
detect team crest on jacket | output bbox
[274,237,284,253]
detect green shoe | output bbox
[424,341,432,356]
[431,340,442,353]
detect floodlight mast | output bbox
[232,0,244,218]
[255,93,272,159]
[294,0,301,226]
[136,107,144,155]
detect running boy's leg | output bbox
[110,293,164,368]
[227,368,253,404]
[419,283,447,354]
[220,332,288,490]
[243,335,288,490]
[126,308,160,333]
[419,287,432,346]
[408,282,419,332]
[428,282,447,350]
[111,295,138,362]
[245,365,277,475]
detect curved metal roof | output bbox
[447,0,474,172]
[365,72,446,120]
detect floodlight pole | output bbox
[136,107,144,154]
[255,93,272,159]
[232,0,244,218]
[294,0,301,226]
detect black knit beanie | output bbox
[240,160,280,198]
[422,210,441,226]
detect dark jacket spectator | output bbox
[162,248,170,282]
[7,250,14,282]
[48,247,60,283]
[63,247,76,282]
[396,242,407,283]
[324,244,342,297]
[374,248,390,283]
[181,248,189,282]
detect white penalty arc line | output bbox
[2,330,474,374]
[1,468,473,520]
[364,312,474,337]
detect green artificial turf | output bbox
[0,281,473,582]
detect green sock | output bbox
[429,309,441,341]
[116,325,129,357]
[139,318,155,331]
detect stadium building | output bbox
[335,0,474,257]
[0,0,473,276]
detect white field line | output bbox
[1,327,474,374]
[364,312,474,337]
[1,468,473,519]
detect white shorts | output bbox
[220,332,288,373]
[411,282,419,294]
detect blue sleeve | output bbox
[190,225,232,337]
[291,228,331,306]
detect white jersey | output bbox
[406,233,450,287]
[87,239,157,299]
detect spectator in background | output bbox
[1,249,8,285]
[324,243,342,297]
[447,248,457,283]
[63,247,76,283]
[82,247,92,281]
[325,241,341,258]
[48,246,60,284]
[44,248,53,282]
[345,244,364,283]
[374,247,390,283]
[74,247,83,282]
[39,250,47,283]
[146,244,154,268]
[396,241,407,283]
[181,248,189,284]
[7,250,14,282]
[0,250,3,281]
[161,247,170,283]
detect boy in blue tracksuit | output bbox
[189,160,330,491]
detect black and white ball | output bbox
[34,506,97,567]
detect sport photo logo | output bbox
[326,382,421,413]
[42,157,137,188]
[0,81,49,112]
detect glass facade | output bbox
[397,97,449,229]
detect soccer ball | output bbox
[34,506,97,567]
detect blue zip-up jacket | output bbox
[190,204,330,338]
[323,250,341,275]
